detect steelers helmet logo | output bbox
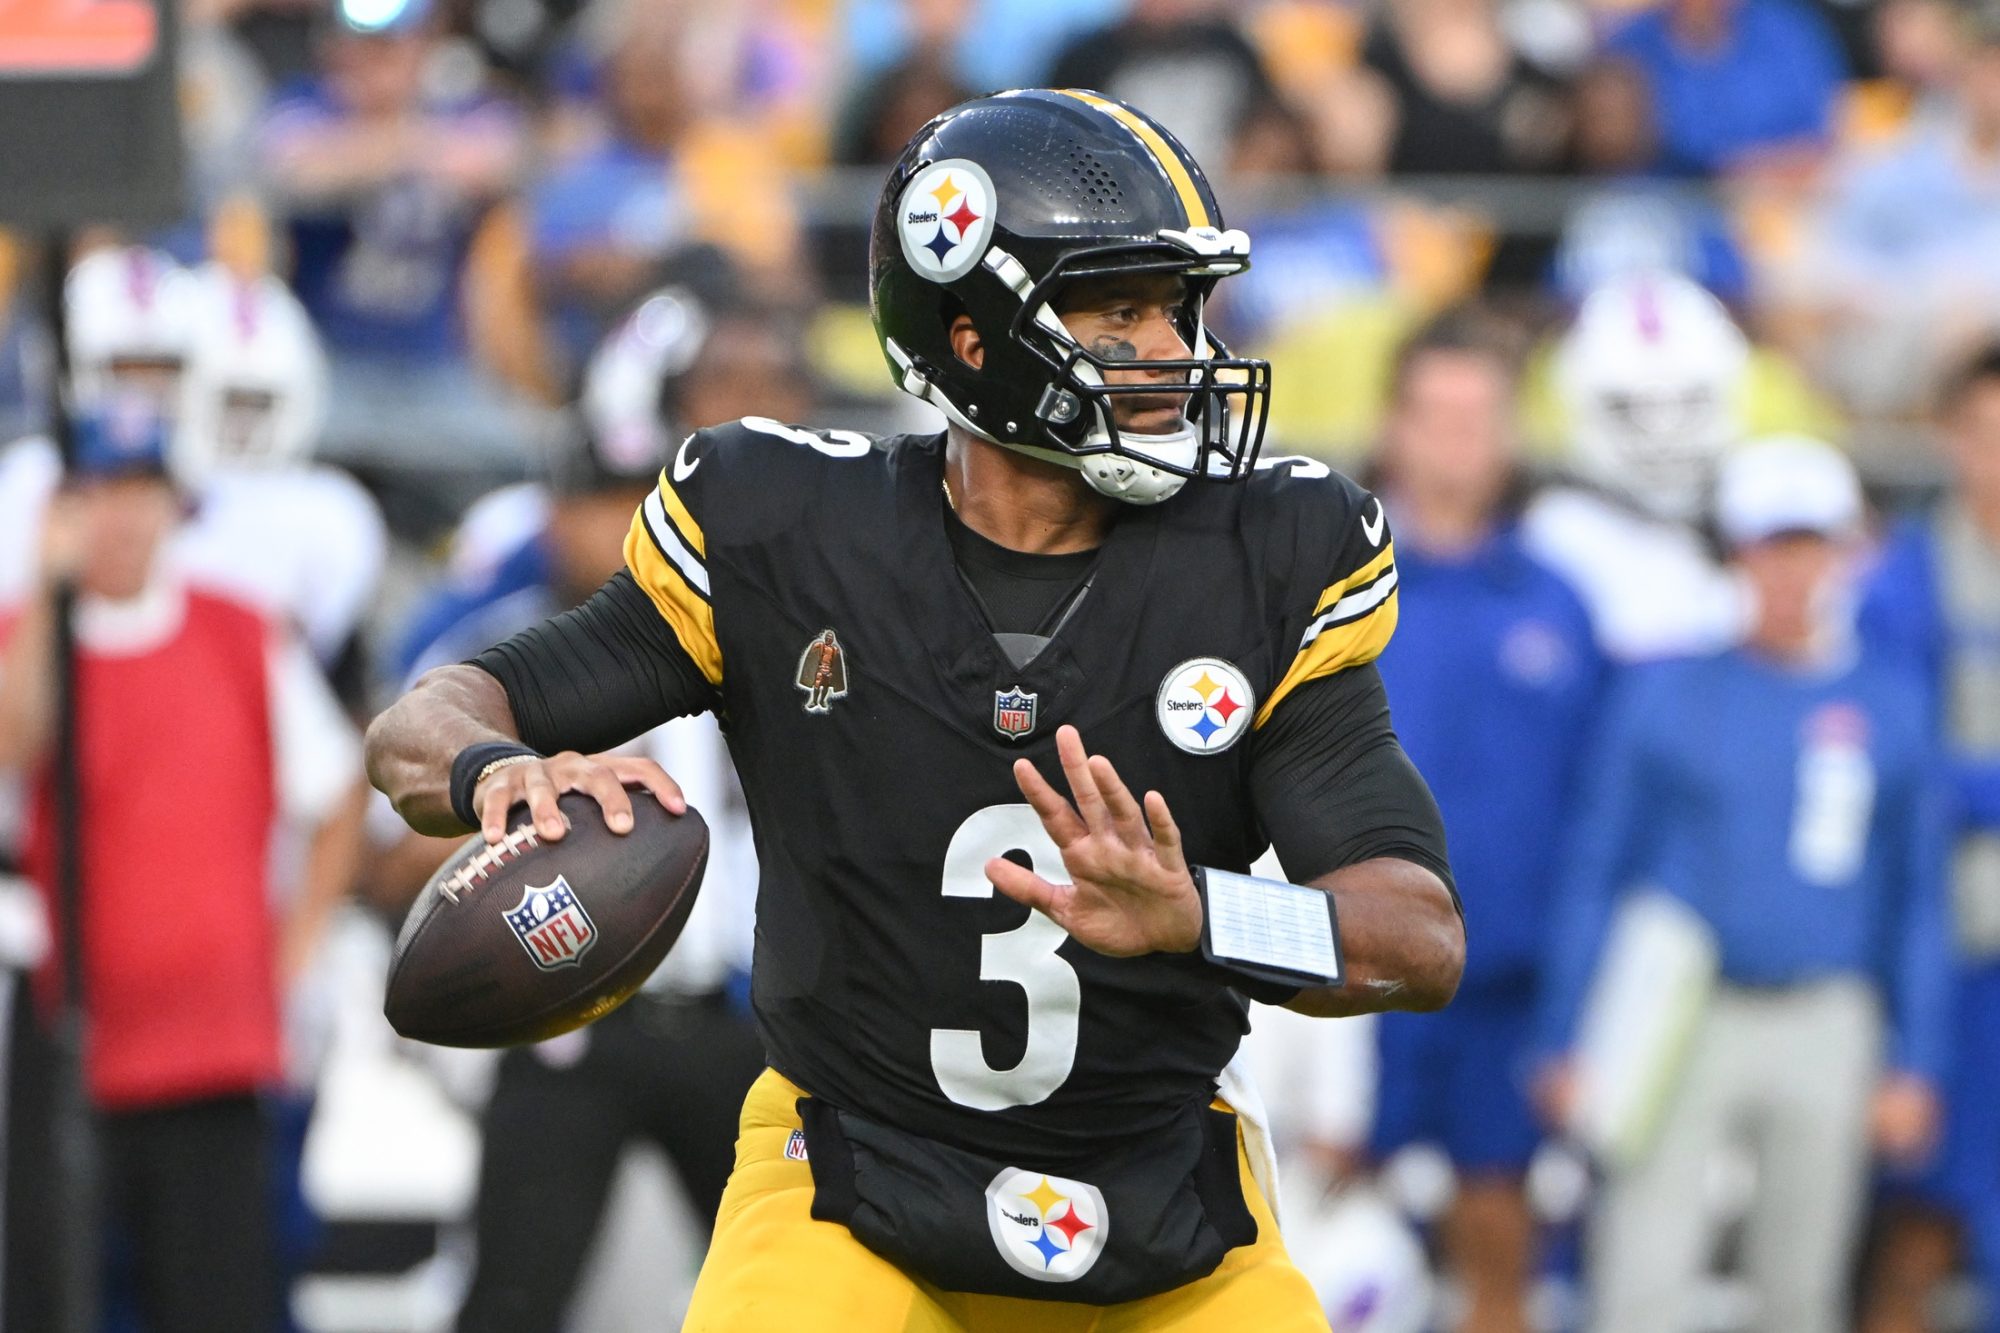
[1156,657,1255,755]
[898,159,997,283]
[984,1167,1108,1283]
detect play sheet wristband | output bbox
[1191,866,1344,991]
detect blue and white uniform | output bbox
[1372,525,1604,1172]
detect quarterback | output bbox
[369,90,1462,1330]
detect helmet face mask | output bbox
[66,247,197,427]
[870,91,1271,505]
[1005,246,1271,492]
[1557,271,1749,522]
[176,262,329,484]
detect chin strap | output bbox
[1075,451,1186,505]
[989,430,1198,506]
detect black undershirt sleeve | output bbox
[1248,663,1458,910]
[469,570,721,756]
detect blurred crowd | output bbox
[1,0,1999,1329]
[13,0,2000,470]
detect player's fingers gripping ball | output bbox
[386,789,708,1048]
[474,751,685,843]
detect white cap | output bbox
[1714,434,1863,547]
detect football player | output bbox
[1523,271,1753,663]
[368,90,1462,1330]
[0,244,197,606]
[171,258,388,674]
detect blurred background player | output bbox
[1861,342,2000,1333]
[1524,270,1753,663]
[0,404,364,1332]
[1363,309,1604,1333]
[0,246,197,606]
[366,276,787,1330]
[1,240,388,686]
[172,239,389,690]
[1536,436,1950,1333]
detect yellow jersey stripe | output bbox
[1312,544,1396,618]
[1052,89,1210,229]
[655,469,706,559]
[642,489,709,599]
[1256,588,1399,728]
[624,512,723,687]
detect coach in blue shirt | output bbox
[1367,310,1605,1333]
[1860,343,2000,1333]
[1538,435,1951,1333]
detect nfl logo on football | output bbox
[993,685,1038,741]
[503,876,598,971]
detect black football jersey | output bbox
[623,418,1399,1165]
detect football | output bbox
[384,791,709,1048]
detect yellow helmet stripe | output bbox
[1052,89,1211,230]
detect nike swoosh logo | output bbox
[1361,498,1386,547]
[673,434,700,483]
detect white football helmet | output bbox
[1283,1184,1433,1333]
[176,262,329,483]
[65,246,197,419]
[1555,272,1749,522]
[579,287,709,477]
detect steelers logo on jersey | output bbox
[984,1168,1108,1283]
[898,159,997,283]
[1155,657,1255,755]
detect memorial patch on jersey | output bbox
[993,685,1038,740]
[1155,657,1255,755]
[898,158,997,283]
[795,629,849,714]
[502,877,597,971]
[984,1168,1108,1283]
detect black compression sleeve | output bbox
[469,570,721,755]
[1248,664,1457,909]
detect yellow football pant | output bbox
[682,1069,1330,1332]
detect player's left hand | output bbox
[989,725,1203,958]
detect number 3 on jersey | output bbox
[931,806,1080,1111]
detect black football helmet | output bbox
[869,88,1271,504]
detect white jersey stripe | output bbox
[1298,567,1398,650]
[644,489,711,598]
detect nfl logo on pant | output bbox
[993,686,1038,741]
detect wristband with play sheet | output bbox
[1191,865,1344,993]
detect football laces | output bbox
[438,824,544,904]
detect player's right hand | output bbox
[473,751,685,844]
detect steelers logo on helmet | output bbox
[897,158,997,284]
[984,1167,1108,1283]
[1156,657,1255,755]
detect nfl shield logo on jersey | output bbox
[984,1168,1108,1283]
[502,877,598,970]
[993,685,1038,740]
